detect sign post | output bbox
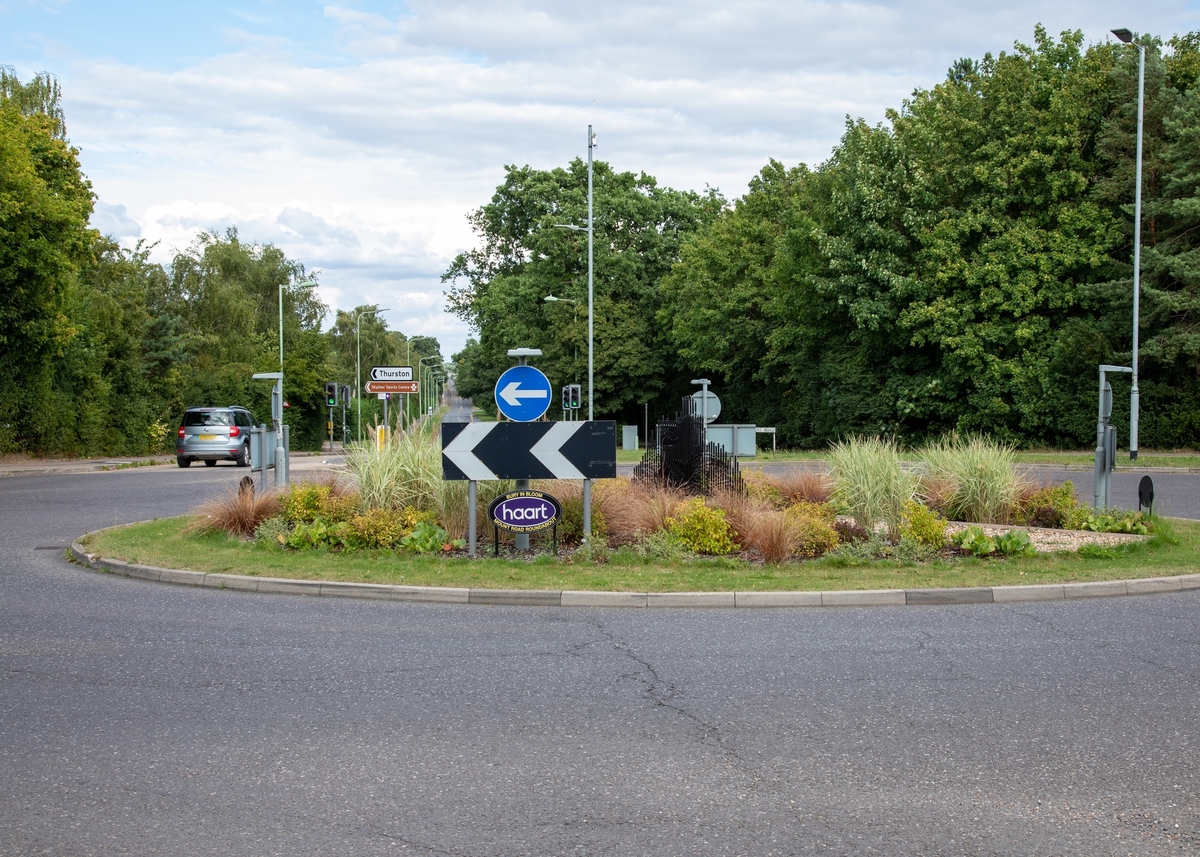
[496,349,547,550]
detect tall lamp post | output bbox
[1112,27,1144,461]
[551,126,597,539]
[355,307,389,442]
[552,125,596,419]
[419,355,440,418]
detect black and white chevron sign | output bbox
[442,421,616,481]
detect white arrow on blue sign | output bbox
[494,365,552,422]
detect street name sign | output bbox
[494,365,552,422]
[364,380,419,394]
[370,366,413,381]
[442,421,616,481]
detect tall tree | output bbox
[0,82,94,453]
[444,159,722,420]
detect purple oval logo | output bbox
[488,491,562,533]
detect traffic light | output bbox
[562,386,571,410]
[340,385,351,405]
[325,382,337,407]
[569,384,581,410]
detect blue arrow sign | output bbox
[494,365,552,422]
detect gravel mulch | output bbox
[944,522,1146,553]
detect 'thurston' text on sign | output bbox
[442,421,617,481]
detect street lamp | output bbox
[551,126,597,540]
[355,307,390,442]
[552,125,597,421]
[1112,27,1144,460]
[419,355,440,419]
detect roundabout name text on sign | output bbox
[488,489,562,534]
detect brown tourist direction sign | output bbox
[364,380,419,395]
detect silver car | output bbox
[176,406,255,468]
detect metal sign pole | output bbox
[468,480,477,556]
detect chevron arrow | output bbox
[442,421,616,481]
[442,422,499,481]
[531,421,586,479]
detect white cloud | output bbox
[39,0,1200,358]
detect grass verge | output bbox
[80,516,1200,593]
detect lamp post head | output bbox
[1111,28,1134,43]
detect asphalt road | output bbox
[2,465,1200,855]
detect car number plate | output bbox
[198,434,218,440]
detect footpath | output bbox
[0,452,331,478]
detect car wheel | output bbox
[237,442,250,467]
[177,457,191,468]
[204,459,217,467]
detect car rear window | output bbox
[184,411,231,427]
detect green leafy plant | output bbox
[1080,511,1154,535]
[829,436,917,542]
[898,500,948,546]
[401,521,452,554]
[665,498,738,555]
[287,518,331,550]
[919,434,1021,524]
[994,530,1037,557]
[631,529,693,561]
[252,515,291,549]
[951,526,996,557]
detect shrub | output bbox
[1012,481,1088,529]
[786,504,840,558]
[833,519,868,544]
[253,515,290,548]
[318,492,361,524]
[919,434,1022,524]
[631,529,693,561]
[898,500,948,546]
[189,485,283,537]
[665,498,738,555]
[829,436,917,542]
[283,484,330,524]
[346,507,412,549]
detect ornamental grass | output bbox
[919,434,1024,524]
[828,436,917,542]
[188,483,283,537]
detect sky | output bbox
[4,1,1199,360]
